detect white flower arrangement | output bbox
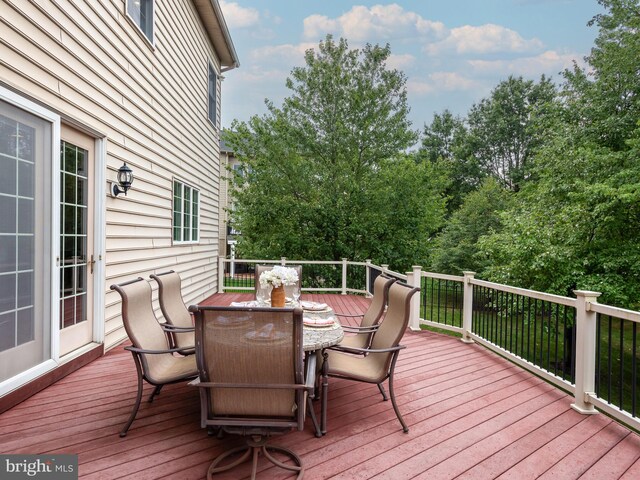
[259,266,299,289]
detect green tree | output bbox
[562,0,640,151]
[477,0,640,308]
[466,75,557,191]
[418,110,482,213]
[225,36,445,271]
[430,178,511,275]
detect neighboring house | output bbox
[217,138,241,256]
[0,0,239,408]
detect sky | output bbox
[218,0,604,132]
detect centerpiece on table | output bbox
[259,266,299,307]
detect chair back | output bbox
[254,265,302,303]
[368,282,420,374]
[110,278,173,381]
[361,275,396,329]
[150,271,194,349]
[191,306,305,428]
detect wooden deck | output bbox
[1,293,639,479]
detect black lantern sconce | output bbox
[111,162,134,197]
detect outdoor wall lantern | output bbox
[111,162,134,197]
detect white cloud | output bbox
[387,53,415,69]
[408,72,479,96]
[219,1,260,29]
[469,50,584,76]
[426,24,544,55]
[250,43,317,66]
[303,4,446,42]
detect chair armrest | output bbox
[342,325,379,333]
[334,312,365,318]
[124,345,195,355]
[195,381,311,390]
[326,344,406,355]
[161,324,195,332]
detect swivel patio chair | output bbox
[150,270,195,355]
[335,274,395,350]
[254,264,302,304]
[110,278,198,437]
[321,281,420,433]
[189,305,315,479]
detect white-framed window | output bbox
[126,0,154,44]
[172,179,199,244]
[208,63,217,127]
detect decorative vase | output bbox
[271,285,286,307]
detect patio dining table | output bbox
[228,300,344,352]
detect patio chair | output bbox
[321,281,420,433]
[189,305,315,479]
[254,265,302,304]
[149,270,195,355]
[110,278,198,437]
[334,274,396,350]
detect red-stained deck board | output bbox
[1,293,638,480]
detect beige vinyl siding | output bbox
[0,0,225,350]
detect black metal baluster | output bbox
[444,280,449,326]
[533,300,539,367]
[430,278,434,323]
[619,318,624,411]
[513,295,522,356]
[632,322,637,418]
[526,297,531,361]
[553,304,559,375]
[421,276,427,323]
[608,315,613,403]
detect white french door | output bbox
[0,95,55,385]
[0,87,104,396]
[58,125,94,357]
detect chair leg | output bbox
[321,350,329,435]
[377,383,389,401]
[120,355,144,437]
[307,396,322,437]
[388,355,409,433]
[261,445,303,479]
[207,440,303,480]
[207,446,252,479]
[148,385,162,403]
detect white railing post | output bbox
[408,265,422,331]
[280,257,287,266]
[571,290,601,415]
[218,256,225,293]
[381,264,389,275]
[365,259,372,296]
[461,271,475,343]
[341,258,348,295]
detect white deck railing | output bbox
[218,257,640,432]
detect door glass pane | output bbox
[0,196,16,233]
[60,141,88,329]
[0,155,16,195]
[0,312,15,353]
[0,237,16,274]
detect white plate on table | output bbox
[301,301,330,312]
[303,318,335,328]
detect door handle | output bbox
[89,254,96,274]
